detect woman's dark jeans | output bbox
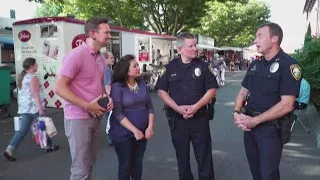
[113,137,147,180]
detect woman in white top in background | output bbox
[220,57,227,86]
[2,58,59,162]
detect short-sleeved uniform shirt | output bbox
[156,57,219,106]
[242,49,302,112]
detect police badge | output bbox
[194,67,201,77]
[270,62,279,73]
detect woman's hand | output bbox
[39,109,45,116]
[145,126,154,139]
[133,129,145,140]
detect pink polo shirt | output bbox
[59,43,106,120]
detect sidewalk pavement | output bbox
[299,103,320,148]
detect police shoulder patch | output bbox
[290,64,301,80]
[208,65,216,76]
[159,67,166,77]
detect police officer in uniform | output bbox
[233,23,302,180]
[156,33,218,180]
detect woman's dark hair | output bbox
[17,57,36,89]
[112,54,136,84]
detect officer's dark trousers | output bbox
[244,123,283,180]
[170,116,215,180]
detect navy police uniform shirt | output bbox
[242,49,302,112]
[156,57,219,106]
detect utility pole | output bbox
[316,0,320,37]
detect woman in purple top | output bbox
[110,54,154,180]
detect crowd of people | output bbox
[3,17,308,180]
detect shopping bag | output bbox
[31,119,48,148]
[14,116,21,131]
[38,116,58,138]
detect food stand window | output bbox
[138,36,150,62]
[110,31,121,63]
[40,25,58,38]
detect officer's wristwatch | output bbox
[232,110,241,116]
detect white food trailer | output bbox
[13,17,175,108]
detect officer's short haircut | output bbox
[177,33,195,47]
[259,23,283,45]
[84,17,109,38]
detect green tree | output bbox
[129,0,210,35]
[192,0,270,47]
[35,0,64,17]
[31,0,249,35]
[129,0,248,35]
[304,23,312,45]
[33,0,147,29]
[33,0,210,33]
[293,39,320,110]
[28,0,42,2]
[73,0,146,29]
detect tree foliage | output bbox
[35,0,64,17]
[34,0,147,29]
[304,23,312,45]
[293,39,320,110]
[34,0,211,34]
[127,0,210,35]
[192,0,270,47]
[33,0,250,35]
[71,0,146,29]
[128,0,249,35]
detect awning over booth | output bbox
[197,44,221,50]
[0,35,14,49]
[219,46,243,51]
[196,34,219,50]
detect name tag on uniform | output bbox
[171,73,177,77]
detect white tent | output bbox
[219,46,243,51]
[197,44,221,50]
[243,45,261,60]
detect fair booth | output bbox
[196,34,219,61]
[12,17,175,108]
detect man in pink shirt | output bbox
[54,17,113,180]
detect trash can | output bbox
[0,64,11,106]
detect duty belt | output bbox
[245,109,277,126]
